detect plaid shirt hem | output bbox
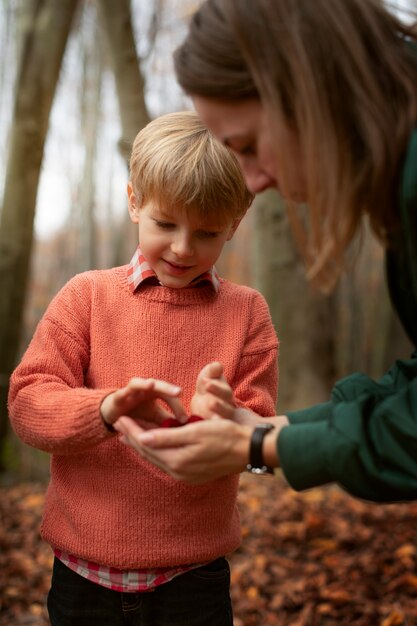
[54,549,205,593]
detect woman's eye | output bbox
[240,144,256,156]
[226,137,256,157]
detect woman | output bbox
[115,0,417,502]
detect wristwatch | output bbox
[246,423,275,475]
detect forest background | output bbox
[0,0,414,480]
[1,2,417,626]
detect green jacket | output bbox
[279,128,417,502]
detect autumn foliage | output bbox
[1,475,417,625]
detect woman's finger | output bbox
[133,418,210,449]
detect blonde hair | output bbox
[174,0,417,289]
[129,110,253,226]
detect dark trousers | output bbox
[47,557,233,626]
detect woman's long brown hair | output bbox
[174,0,417,289]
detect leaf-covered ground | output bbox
[1,475,417,625]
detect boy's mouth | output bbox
[164,259,192,268]
[162,259,194,274]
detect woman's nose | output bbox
[240,160,276,195]
[244,168,276,194]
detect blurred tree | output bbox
[0,0,153,475]
[77,3,103,272]
[98,0,150,266]
[98,0,149,164]
[337,222,413,379]
[252,191,412,414]
[0,0,80,469]
[252,190,336,411]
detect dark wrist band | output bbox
[246,423,275,475]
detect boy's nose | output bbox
[171,235,194,258]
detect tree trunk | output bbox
[98,0,149,164]
[97,0,151,265]
[77,7,103,273]
[337,221,413,379]
[0,0,79,469]
[252,190,336,412]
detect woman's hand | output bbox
[190,361,235,420]
[114,409,289,484]
[100,377,186,431]
[115,416,253,483]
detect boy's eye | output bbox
[154,220,175,229]
[196,230,220,239]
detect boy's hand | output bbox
[190,362,236,420]
[100,377,186,431]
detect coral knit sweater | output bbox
[8,266,278,569]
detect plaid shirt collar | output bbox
[127,246,220,293]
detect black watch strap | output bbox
[246,423,275,475]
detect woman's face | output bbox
[193,96,307,201]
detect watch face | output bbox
[247,465,271,475]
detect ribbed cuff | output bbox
[278,419,334,491]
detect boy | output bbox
[8,111,278,626]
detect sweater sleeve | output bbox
[232,291,278,416]
[8,275,115,455]
[278,352,417,502]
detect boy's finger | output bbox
[151,379,182,396]
[128,377,182,397]
[195,362,222,393]
[114,416,144,437]
[204,380,234,403]
[198,361,224,382]
[162,396,188,423]
[207,400,235,420]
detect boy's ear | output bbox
[127,182,140,223]
[226,218,242,241]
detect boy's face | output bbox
[128,185,240,289]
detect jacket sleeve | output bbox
[8,275,115,455]
[232,291,279,417]
[278,352,417,502]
